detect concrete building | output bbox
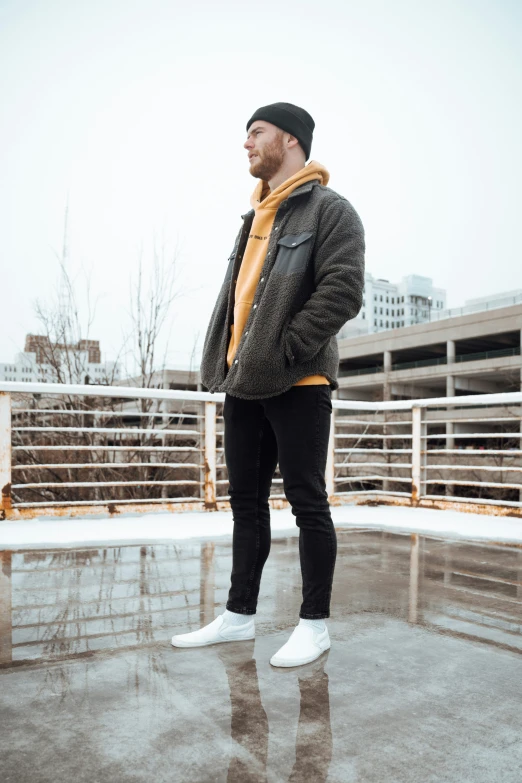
[0,335,119,385]
[336,302,522,402]
[339,272,446,338]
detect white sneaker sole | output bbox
[270,643,330,668]
[171,632,255,648]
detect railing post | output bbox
[0,393,12,517]
[518,340,522,503]
[411,405,422,505]
[204,401,217,510]
[326,404,335,499]
[198,400,205,503]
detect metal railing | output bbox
[430,293,522,322]
[339,365,384,377]
[1,382,521,518]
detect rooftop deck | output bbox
[1,517,522,782]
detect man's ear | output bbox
[285,133,300,151]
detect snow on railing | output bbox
[0,382,521,518]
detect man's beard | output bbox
[249,132,285,181]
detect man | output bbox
[172,102,365,666]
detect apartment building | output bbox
[0,335,119,385]
[339,273,446,339]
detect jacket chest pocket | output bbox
[273,232,314,275]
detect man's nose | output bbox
[244,138,253,150]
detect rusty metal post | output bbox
[204,401,217,509]
[325,402,335,499]
[518,354,522,503]
[0,393,12,517]
[446,375,455,498]
[198,400,205,503]
[382,350,392,492]
[446,375,455,450]
[411,405,422,504]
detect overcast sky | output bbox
[1,0,521,371]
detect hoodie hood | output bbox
[250,160,330,210]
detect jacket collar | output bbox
[287,179,319,199]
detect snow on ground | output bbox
[1,504,521,550]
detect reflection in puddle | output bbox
[1,532,522,667]
[409,532,419,624]
[0,550,11,665]
[220,643,269,782]
[288,658,332,783]
[1,531,522,781]
[218,642,332,783]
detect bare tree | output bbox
[128,235,182,400]
[13,219,204,508]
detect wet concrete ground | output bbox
[1,529,522,782]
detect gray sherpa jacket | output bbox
[200,178,365,399]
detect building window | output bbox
[386,309,389,315]
[385,321,389,328]
[380,320,383,327]
[362,312,365,319]
[374,319,377,326]
[374,294,377,301]
[380,295,383,302]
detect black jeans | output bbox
[223,385,337,619]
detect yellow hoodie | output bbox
[227,161,331,386]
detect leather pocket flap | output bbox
[277,232,313,248]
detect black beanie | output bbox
[246,102,315,160]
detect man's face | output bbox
[244,120,285,181]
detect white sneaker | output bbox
[270,624,330,667]
[171,613,255,648]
